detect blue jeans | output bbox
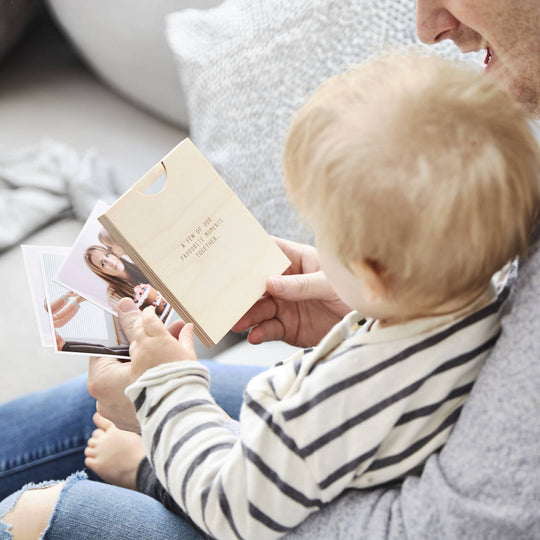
[0,361,265,539]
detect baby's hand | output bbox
[129,306,197,383]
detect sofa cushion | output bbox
[45,0,223,128]
[165,0,475,243]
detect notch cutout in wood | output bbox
[143,163,168,195]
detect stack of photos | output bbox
[22,201,176,359]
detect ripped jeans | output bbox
[0,472,203,539]
[0,362,264,539]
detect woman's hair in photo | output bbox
[97,228,115,248]
[84,245,148,302]
[97,227,125,258]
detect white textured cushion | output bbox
[46,0,223,128]
[166,0,478,242]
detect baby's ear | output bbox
[350,259,388,303]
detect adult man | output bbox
[2,1,539,537]
[415,0,539,116]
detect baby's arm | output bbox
[125,350,350,539]
[129,306,196,383]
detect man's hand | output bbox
[87,355,137,432]
[233,237,351,348]
[87,298,178,432]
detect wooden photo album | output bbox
[98,138,290,347]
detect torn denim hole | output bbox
[0,471,87,540]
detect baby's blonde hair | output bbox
[284,50,540,308]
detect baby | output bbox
[86,50,540,539]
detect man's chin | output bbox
[515,88,540,118]
[506,74,540,118]
[489,64,539,117]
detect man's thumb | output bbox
[117,298,141,341]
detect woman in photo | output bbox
[84,245,170,319]
[98,227,128,260]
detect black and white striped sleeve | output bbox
[125,291,502,540]
[125,354,409,539]
[126,359,328,539]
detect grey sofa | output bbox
[0,10,295,404]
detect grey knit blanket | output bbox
[0,139,118,253]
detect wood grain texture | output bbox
[99,138,290,346]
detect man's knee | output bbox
[1,482,64,539]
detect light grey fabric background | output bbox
[0,16,185,403]
[166,0,480,244]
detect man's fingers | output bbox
[87,355,129,399]
[247,319,286,345]
[232,296,278,332]
[87,355,139,432]
[267,271,332,301]
[117,298,143,341]
[88,354,125,375]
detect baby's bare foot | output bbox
[84,412,146,491]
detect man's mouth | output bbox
[484,46,493,68]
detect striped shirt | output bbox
[126,281,509,539]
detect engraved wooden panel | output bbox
[99,138,290,346]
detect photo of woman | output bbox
[56,201,172,321]
[41,251,130,358]
[84,244,170,319]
